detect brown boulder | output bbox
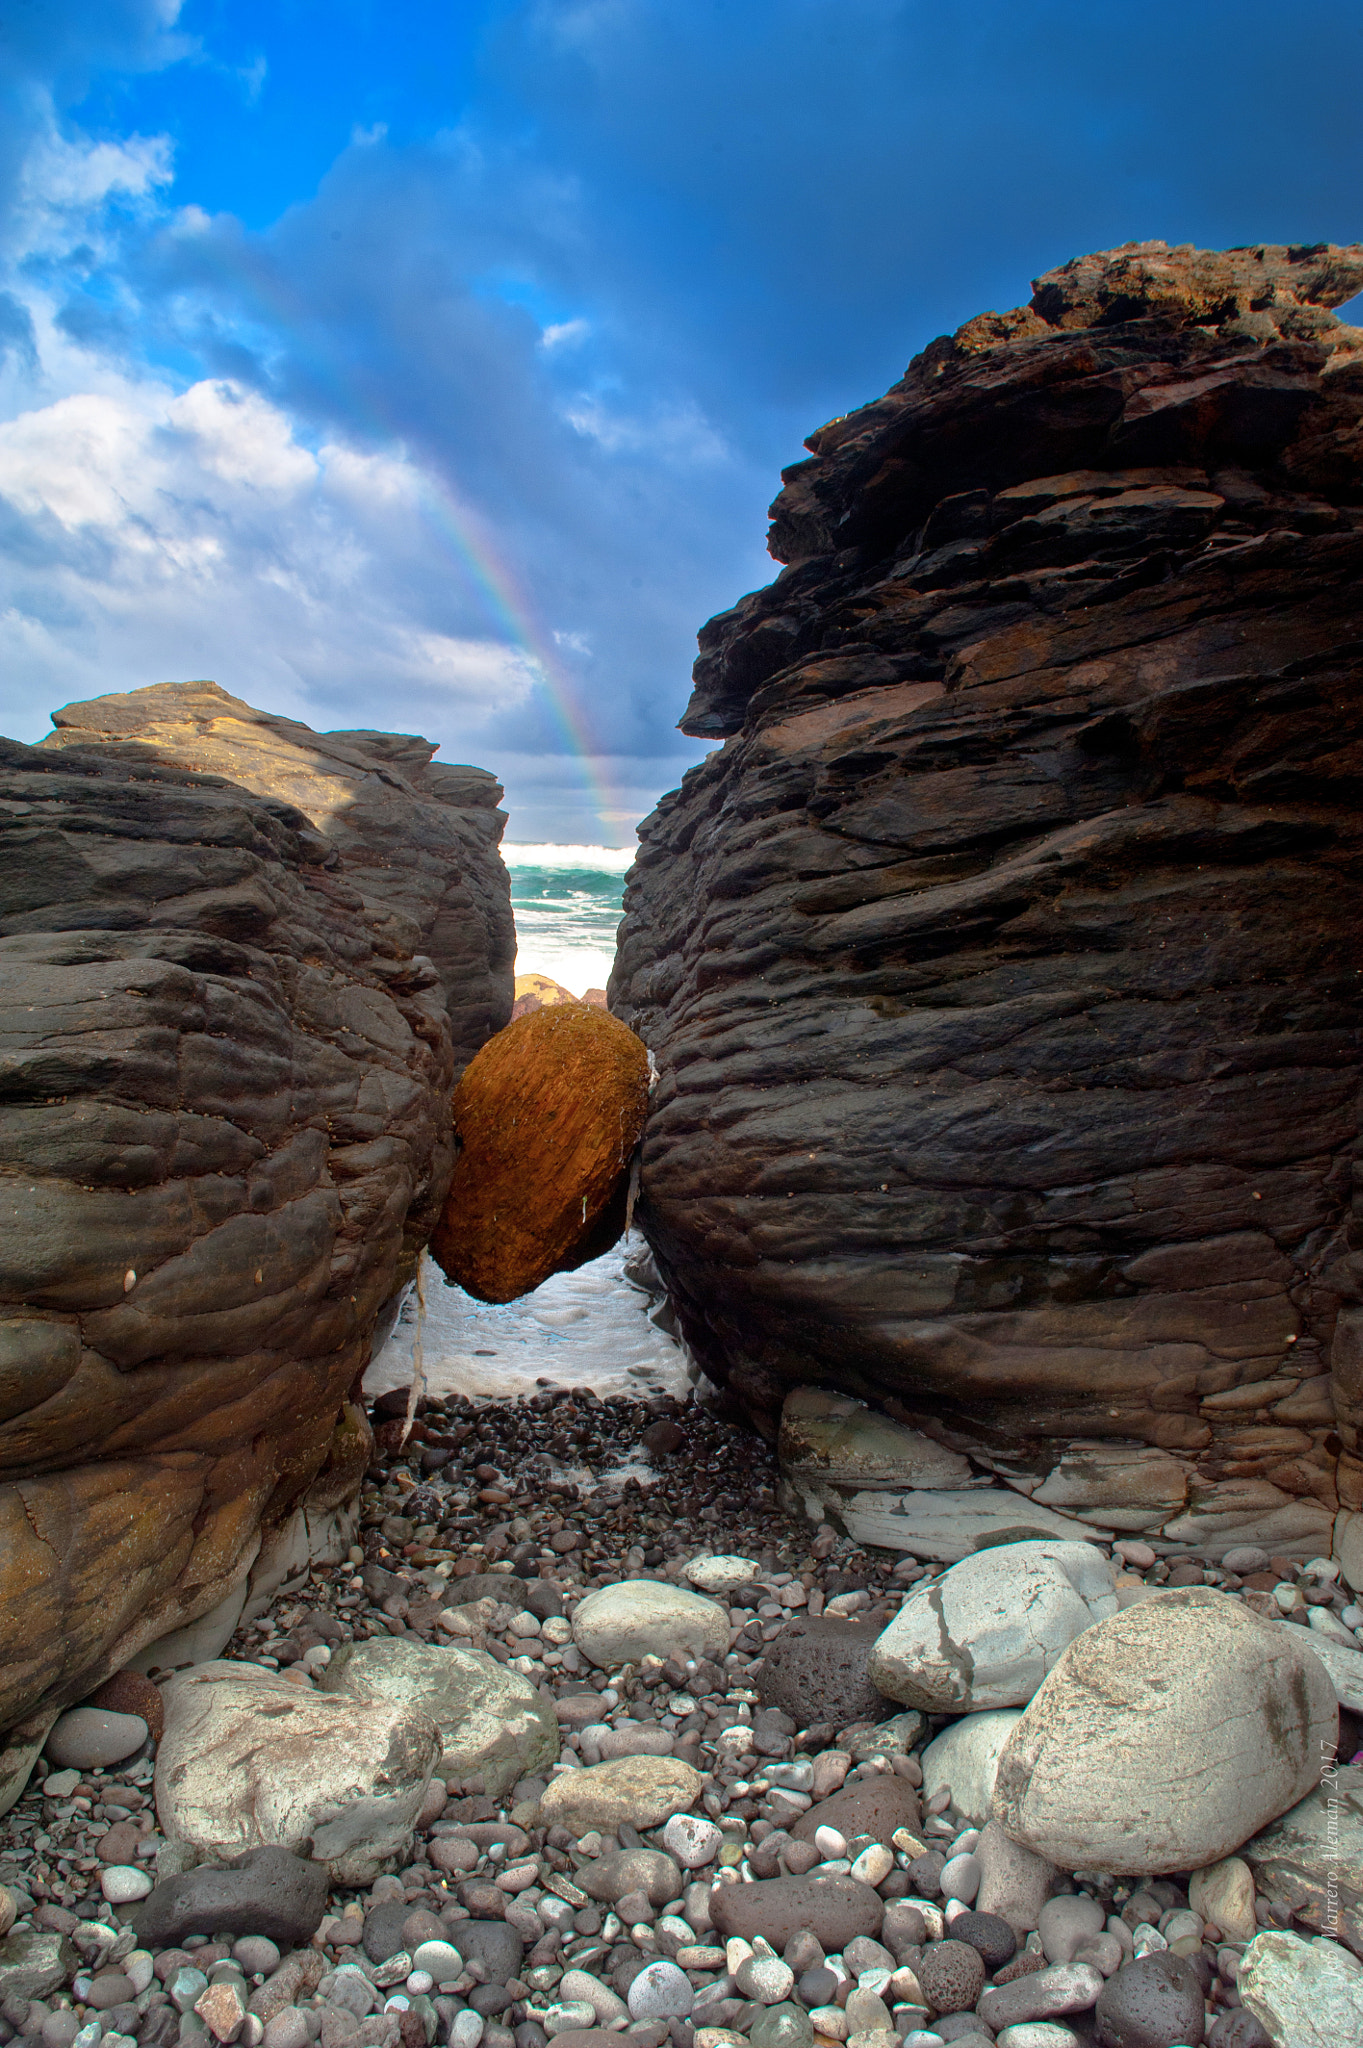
[790,1774,922,1845]
[431,1003,650,1303]
[88,1671,165,1741]
[708,1872,884,1949]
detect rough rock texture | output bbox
[1243,1760,1363,1955]
[991,1587,1336,1873]
[611,240,1363,1547]
[0,684,512,1777]
[430,1002,650,1303]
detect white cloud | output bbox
[540,317,589,350]
[562,393,729,462]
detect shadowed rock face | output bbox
[0,689,512,1765]
[610,240,1363,1535]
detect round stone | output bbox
[85,1971,135,2012]
[662,1812,723,1869]
[735,1948,796,2005]
[261,2015,309,2048]
[940,1852,982,1905]
[449,2015,485,2048]
[1038,1895,1106,1964]
[543,2003,596,2038]
[850,1845,893,1888]
[231,1939,280,1977]
[625,1961,693,2021]
[684,1555,761,1594]
[410,1942,464,1984]
[914,1939,986,2016]
[406,1971,434,1995]
[814,1826,847,1861]
[749,2002,814,2048]
[100,1866,152,1904]
[572,1583,728,1669]
[1093,1953,1206,2047]
[45,1708,148,1770]
[950,1910,1018,1972]
[995,2027,1082,2048]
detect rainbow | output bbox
[413,471,628,841]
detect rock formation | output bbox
[0,687,513,1799]
[611,240,1363,1555]
[430,1003,651,1302]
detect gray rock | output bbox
[978,1962,1104,2030]
[131,1847,329,1948]
[778,1390,973,1492]
[0,1931,76,2001]
[683,1556,761,1594]
[869,1542,1117,1713]
[1093,1951,1215,2047]
[454,1923,524,1985]
[1037,1896,1105,1965]
[626,1962,693,2021]
[155,1660,439,1886]
[575,1852,681,1907]
[1243,1763,1363,1955]
[921,1711,1024,1826]
[1239,1930,1363,2048]
[992,1590,1336,1874]
[45,1709,148,1771]
[1274,1620,1363,1713]
[781,1483,1102,1566]
[318,1637,558,1798]
[709,1874,884,1952]
[970,1822,1057,1935]
[571,1584,728,1670]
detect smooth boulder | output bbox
[318,1636,558,1797]
[430,1003,649,1303]
[869,1542,1117,1712]
[155,1661,438,1885]
[709,1874,884,1952]
[131,1847,329,1948]
[921,1711,1024,1827]
[571,1582,729,1670]
[991,1590,1336,1874]
[537,1757,703,1833]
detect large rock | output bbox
[611,239,1363,1541]
[919,1710,1024,1827]
[779,1389,972,1491]
[130,1846,329,1948]
[869,1540,1117,1710]
[317,1636,559,1796]
[1239,1929,1363,2047]
[756,1614,895,1729]
[537,1756,703,1834]
[571,1582,729,1670]
[1243,1762,1363,1954]
[0,683,511,1789]
[154,1659,439,1884]
[991,1588,1336,1873]
[429,1002,650,1303]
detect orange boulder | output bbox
[431,1004,650,1303]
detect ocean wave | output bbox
[502,841,635,870]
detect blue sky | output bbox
[1,2,1360,842]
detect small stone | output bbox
[86,1968,136,2011]
[543,2002,597,2037]
[196,1981,247,2044]
[791,1777,922,1850]
[710,1874,884,1952]
[572,1585,728,1670]
[170,1968,211,2015]
[913,1941,985,2017]
[576,1850,681,1907]
[231,1940,280,1978]
[748,2001,814,2048]
[1091,1952,1207,2046]
[0,1932,77,2003]
[626,1962,693,2021]
[734,1945,796,2005]
[45,1708,148,1771]
[950,1910,1016,1972]
[995,2028,1081,2048]
[261,2014,309,2048]
[449,2015,485,2048]
[684,1557,761,1594]
[978,1962,1104,2031]
[662,1814,722,1869]
[100,1866,153,1903]
[409,1943,463,1986]
[1037,1896,1105,1965]
[39,1768,80,1798]
[974,1822,1056,1933]
[849,1845,893,1888]
[939,1855,981,1906]
[814,1828,847,1862]
[87,1672,166,1742]
[538,1757,703,1833]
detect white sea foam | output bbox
[503,841,636,869]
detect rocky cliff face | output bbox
[0,688,512,1792]
[611,241,1363,1554]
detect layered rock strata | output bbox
[611,240,1363,1553]
[0,691,512,1788]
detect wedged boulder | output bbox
[0,685,511,1787]
[317,1636,559,1796]
[154,1660,440,1884]
[868,1540,1117,1711]
[1239,1928,1363,2047]
[1243,1761,1363,1954]
[990,1588,1336,1874]
[611,238,1363,1544]
[430,1001,650,1303]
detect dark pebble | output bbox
[131,1847,328,1949]
[756,1616,895,1732]
[455,1922,526,1983]
[797,1968,838,2008]
[790,1777,922,1847]
[1206,2013,1272,2048]
[915,1939,986,2016]
[1095,1952,1207,2048]
[950,1910,1017,1972]
[906,1852,946,1894]
[364,1900,412,1962]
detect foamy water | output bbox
[364,1236,693,1405]
[504,841,633,996]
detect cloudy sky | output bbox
[1,2,1360,842]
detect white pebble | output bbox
[543,2002,596,2037]
[815,1824,848,1860]
[410,1942,463,1984]
[627,1961,694,2021]
[939,1851,981,1905]
[663,1812,723,1869]
[100,1865,153,1903]
[449,2014,484,2048]
[405,1971,434,1995]
[849,1845,893,1887]
[124,1952,156,1996]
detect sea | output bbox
[504,842,635,998]
[364,840,697,1408]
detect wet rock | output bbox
[430,1004,649,1303]
[869,1543,1117,1712]
[992,1591,1335,1873]
[318,1637,558,1798]
[155,1659,439,1885]
[571,1583,729,1669]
